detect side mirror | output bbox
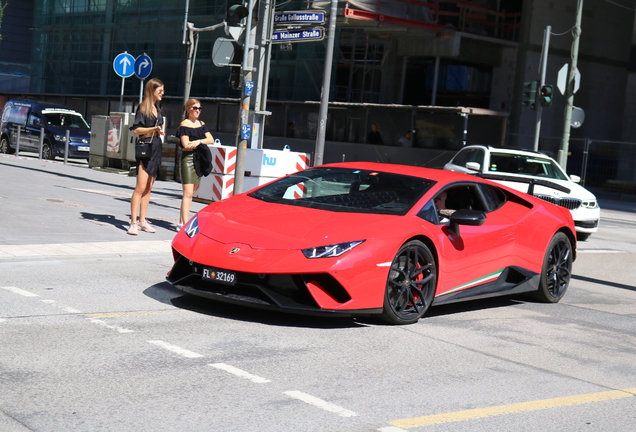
[448,209,486,236]
[569,174,581,184]
[465,162,481,171]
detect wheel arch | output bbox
[405,235,439,272]
[557,227,577,261]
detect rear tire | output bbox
[533,232,572,303]
[381,240,436,325]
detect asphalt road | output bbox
[1,154,635,432]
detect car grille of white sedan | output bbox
[534,194,582,210]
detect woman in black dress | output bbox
[176,98,216,229]
[127,78,165,235]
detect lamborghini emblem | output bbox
[230,247,241,254]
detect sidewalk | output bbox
[0,154,206,259]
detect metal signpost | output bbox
[113,52,135,111]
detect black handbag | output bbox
[135,137,152,158]
[135,118,158,159]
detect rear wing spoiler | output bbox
[476,173,571,195]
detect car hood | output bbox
[47,125,90,140]
[197,195,400,249]
[494,176,597,201]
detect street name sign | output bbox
[272,28,324,44]
[274,11,326,25]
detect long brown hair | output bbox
[183,98,201,120]
[139,78,164,118]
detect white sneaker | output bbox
[176,223,184,231]
[138,220,156,233]
[127,222,138,235]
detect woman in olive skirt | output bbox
[176,98,216,229]
[128,78,165,235]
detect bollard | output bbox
[64,129,70,164]
[39,127,44,160]
[16,127,21,156]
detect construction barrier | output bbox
[193,145,311,202]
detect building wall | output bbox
[510,0,634,148]
[0,0,35,92]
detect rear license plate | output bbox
[78,146,90,151]
[202,267,237,286]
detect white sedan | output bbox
[444,145,600,240]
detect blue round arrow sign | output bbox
[135,54,153,80]
[113,52,135,78]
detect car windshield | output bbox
[43,112,90,129]
[488,153,568,180]
[248,167,435,215]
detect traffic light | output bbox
[522,80,538,110]
[226,0,249,27]
[229,66,241,90]
[539,84,553,108]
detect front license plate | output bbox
[202,267,237,286]
[77,146,90,151]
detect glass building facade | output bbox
[31,0,331,101]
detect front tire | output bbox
[42,141,55,160]
[381,240,436,325]
[533,232,572,303]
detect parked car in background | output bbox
[0,99,91,160]
[444,145,600,240]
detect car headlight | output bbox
[302,240,365,258]
[582,200,598,209]
[54,134,67,142]
[184,215,199,238]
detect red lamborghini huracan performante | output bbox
[167,162,576,325]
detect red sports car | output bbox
[167,162,576,325]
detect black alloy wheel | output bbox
[42,141,55,160]
[534,232,572,303]
[381,240,436,325]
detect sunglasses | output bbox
[191,107,202,111]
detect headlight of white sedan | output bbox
[302,240,365,258]
[582,200,598,209]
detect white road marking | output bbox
[0,240,172,259]
[148,340,204,358]
[1,286,39,297]
[88,318,134,333]
[283,391,358,417]
[209,363,271,384]
[578,249,627,254]
[377,427,408,432]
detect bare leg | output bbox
[130,162,151,223]
[180,183,197,224]
[139,174,155,223]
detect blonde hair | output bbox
[183,98,201,120]
[139,78,164,118]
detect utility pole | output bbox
[233,0,257,195]
[558,0,583,170]
[533,26,550,152]
[314,0,338,167]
